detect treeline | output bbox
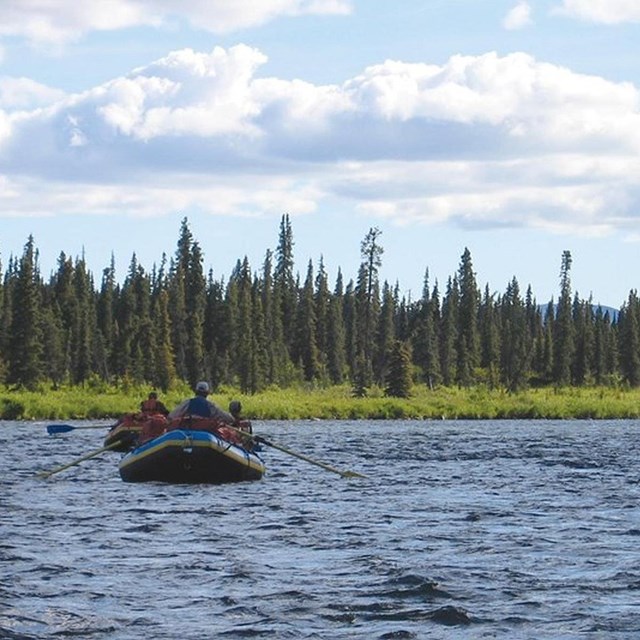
[0,215,637,396]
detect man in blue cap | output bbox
[168,381,235,423]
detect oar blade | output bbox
[46,424,75,435]
[340,469,367,479]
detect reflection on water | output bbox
[2,419,640,639]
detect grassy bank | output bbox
[2,383,640,421]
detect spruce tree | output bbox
[411,271,431,385]
[7,236,43,388]
[394,283,410,342]
[168,264,187,380]
[184,238,206,387]
[605,309,619,380]
[354,264,374,392]
[224,261,241,384]
[456,248,480,386]
[314,256,330,380]
[619,290,640,386]
[525,286,545,384]
[114,255,141,382]
[0,258,13,383]
[360,227,383,369]
[274,214,296,357]
[479,284,500,388]
[260,250,278,384]
[593,306,606,384]
[374,282,396,385]
[203,271,227,389]
[353,228,383,391]
[500,277,529,391]
[96,257,116,381]
[343,278,357,377]
[40,300,66,387]
[294,260,320,381]
[326,270,347,384]
[236,257,255,393]
[412,273,441,390]
[51,252,75,382]
[439,276,458,386]
[167,220,191,380]
[384,340,412,398]
[71,257,96,385]
[553,251,575,386]
[542,301,555,384]
[572,295,594,385]
[153,288,177,391]
[250,276,268,393]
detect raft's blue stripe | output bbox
[120,429,265,473]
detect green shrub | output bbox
[0,397,24,419]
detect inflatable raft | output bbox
[119,428,265,484]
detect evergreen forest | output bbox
[0,215,636,397]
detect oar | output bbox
[46,422,119,435]
[223,423,367,479]
[256,434,367,478]
[36,439,126,479]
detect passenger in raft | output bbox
[229,400,252,434]
[140,391,169,416]
[167,381,235,424]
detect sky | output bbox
[1,1,640,309]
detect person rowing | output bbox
[167,381,235,424]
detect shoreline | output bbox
[2,384,640,422]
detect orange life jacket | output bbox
[139,415,168,444]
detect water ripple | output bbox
[3,419,640,638]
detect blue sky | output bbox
[1,1,640,308]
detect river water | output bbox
[2,419,640,639]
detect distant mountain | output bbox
[539,303,619,321]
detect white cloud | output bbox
[554,0,640,24]
[1,47,640,238]
[0,1,154,47]
[503,1,533,30]
[0,77,66,109]
[0,0,352,46]
[350,155,640,237]
[0,110,10,146]
[120,45,269,139]
[161,0,352,33]
[0,173,320,221]
[344,52,640,150]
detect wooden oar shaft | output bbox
[37,440,124,479]
[222,422,366,479]
[258,436,366,478]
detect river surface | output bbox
[2,419,640,639]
